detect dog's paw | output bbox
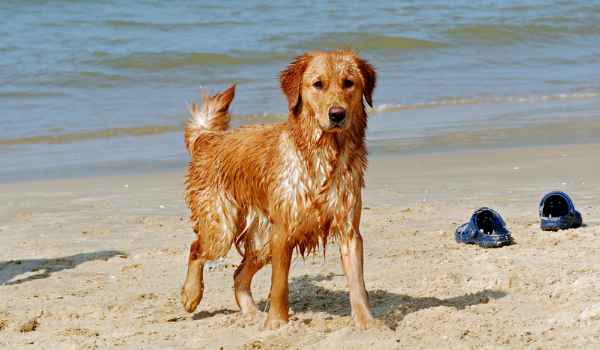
[264,318,288,330]
[180,284,203,313]
[354,317,378,330]
[243,309,266,321]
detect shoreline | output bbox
[2,140,600,186]
[1,143,599,349]
[3,95,600,185]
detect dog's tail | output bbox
[185,84,235,154]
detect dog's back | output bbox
[185,89,285,260]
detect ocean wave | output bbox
[52,71,136,87]
[0,91,69,99]
[290,33,449,52]
[102,19,247,29]
[371,92,600,113]
[0,112,289,146]
[87,51,292,70]
[0,125,184,146]
[441,23,600,44]
[230,113,288,127]
[442,24,550,44]
[4,70,137,90]
[87,52,246,70]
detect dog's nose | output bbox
[328,107,346,123]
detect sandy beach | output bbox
[1,143,599,349]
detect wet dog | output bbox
[180,49,377,330]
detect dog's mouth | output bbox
[329,121,348,130]
[318,119,348,131]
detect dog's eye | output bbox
[313,81,323,89]
[344,80,354,88]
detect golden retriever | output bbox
[180,49,377,330]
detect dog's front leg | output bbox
[181,239,206,313]
[264,231,293,330]
[339,225,377,330]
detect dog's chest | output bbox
[275,145,356,225]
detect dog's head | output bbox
[279,49,376,132]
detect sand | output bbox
[1,144,599,349]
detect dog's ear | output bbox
[356,57,377,108]
[279,54,311,112]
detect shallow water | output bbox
[1,0,599,183]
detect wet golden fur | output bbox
[180,49,377,330]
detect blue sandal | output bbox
[539,191,582,231]
[455,207,512,247]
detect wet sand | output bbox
[1,144,599,349]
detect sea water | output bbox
[1,0,599,183]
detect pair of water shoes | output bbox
[455,191,583,248]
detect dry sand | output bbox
[1,144,599,349]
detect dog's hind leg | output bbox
[181,239,206,313]
[234,253,266,320]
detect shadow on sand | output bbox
[0,250,125,285]
[191,308,240,321]
[190,272,506,329]
[284,273,506,329]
